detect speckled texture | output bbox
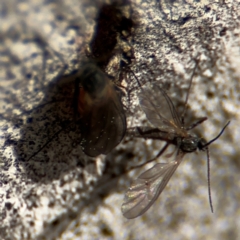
[0,0,240,239]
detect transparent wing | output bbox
[77,63,126,157]
[80,84,126,157]
[139,84,185,136]
[121,151,185,219]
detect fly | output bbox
[75,62,126,157]
[121,62,230,219]
[26,62,126,161]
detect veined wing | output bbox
[121,151,185,219]
[139,84,186,136]
[80,83,126,157]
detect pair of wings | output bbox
[122,84,187,219]
[79,77,126,157]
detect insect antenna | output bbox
[202,121,230,148]
[202,120,230,212]
[206,146,213,212]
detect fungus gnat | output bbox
[121,64,230,219]
[76,62,126,157]
[26,62,126,161]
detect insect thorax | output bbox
[79,63,108,99]
[180,136,205,153]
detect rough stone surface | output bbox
[0,0,239,239]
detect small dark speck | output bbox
[33,87,40,92]
[26,73,32,79]
[219,28,227,36]
[205,6,211,13]
[67,38,75,45]
[27,117,33,123]
[56,14,64,21]
[120,60,128,68]
[69,68,78,76]
[59,179,66,187]
[125,152,135,159]
[148,54,155,58]
[101,223,113,237]
[5,202,12,210]
[67,25,81,31]
[206,91,214,99]
[180,15,192,25]
[31,52,39,58]
[34,37,47,47]
[29,141,35,145]
[48,201,55,207]
[14,124,20,128]
[29,221,35,226]
[51,218,60,227]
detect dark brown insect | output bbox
[75,62,126,157]
[121,68,230,219]
[25,62,126,161]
